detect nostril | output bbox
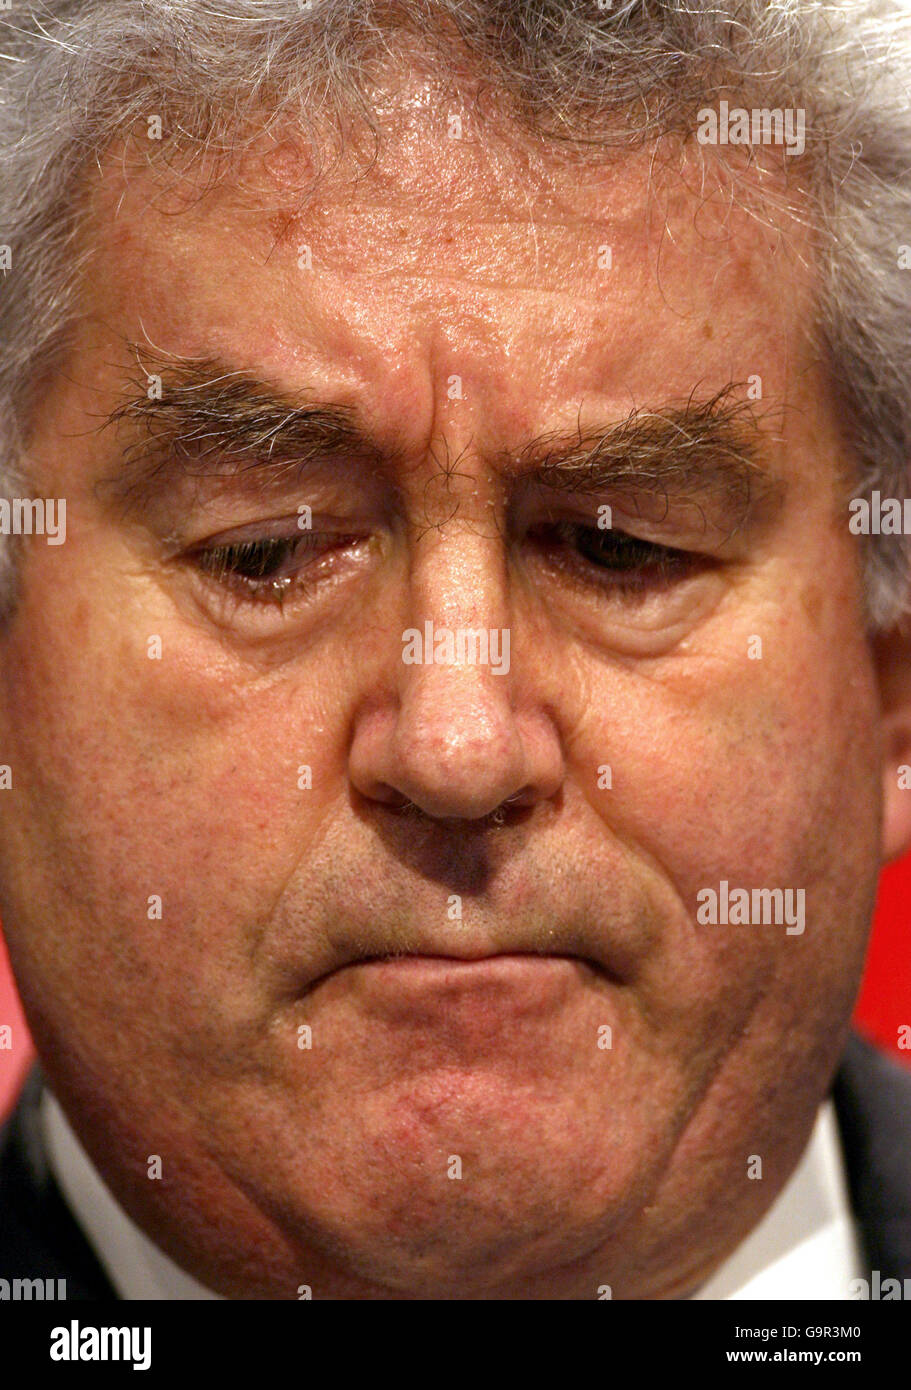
[370,783,413,810]
[383,788,531,828]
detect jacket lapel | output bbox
[832,1031,911,1281]
[0,1066,115,1299]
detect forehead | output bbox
[78,77,820,456]
[99,83,809,279]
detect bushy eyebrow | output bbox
[510,383,786,535]
[93,345,383,516]
[92,344,785,535]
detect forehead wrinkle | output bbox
[85,116,814,386]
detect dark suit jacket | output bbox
[1,1031,909,1299]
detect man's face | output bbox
[0,86,894,1298]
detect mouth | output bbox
[310,951,602,1018]
[307,949,605,992]
[349,950,594,969]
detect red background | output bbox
[1,854,910,1121]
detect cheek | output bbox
[575,591,882,1036]
[602,549,879,855]
[0,572,348,1055]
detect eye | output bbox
[189,532,360,605]
[530,521,705,593]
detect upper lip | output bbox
[338,949,589,966]
[267,844,656,999]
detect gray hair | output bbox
[1,0,910,625]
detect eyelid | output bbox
[516,481,752,553]
[185,527,372,613]
[194,533,320,582]
[536,518,696,561]
[185,512,316,548]
[529,519,713,603]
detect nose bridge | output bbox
[376,504,530,821]
[401,324,511,619]
[397,514,514,739]
[407,501,508,627]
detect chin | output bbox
[240,1120,647,1298]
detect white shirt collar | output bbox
[41,1088,863,1300]
[41,1090,220,1300]
[691,1100,866,1298]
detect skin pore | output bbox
[1,68,910,1299]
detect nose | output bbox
[348,538,564,822]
